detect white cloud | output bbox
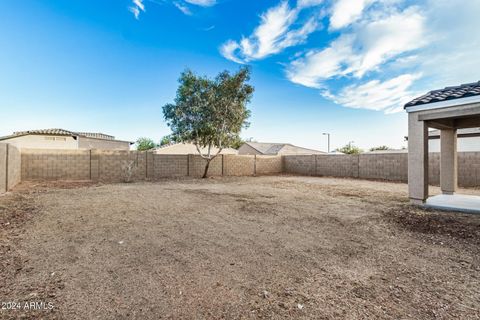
[297,0,323,9]
[288,7,425,88]
[329,0,375,30]
[129,0,217,18]
[185,0,216,6]
[220,1,321,63]
[129,0,145,19]
[287,35,355,88]
[222,0,480,113]
[174,2,192,15]
[323,74,422,113]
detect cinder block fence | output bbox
[1,142,479,194]
[19,149,284,182]
[284,152,480,187]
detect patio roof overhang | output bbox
[405,82,480,214]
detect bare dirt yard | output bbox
[1,176,479,319]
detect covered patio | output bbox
[405,81,480,214]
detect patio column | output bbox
[440,129,457,195]
[408,113,429,204]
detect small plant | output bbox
[122,160,136,183]
[369,145,391,152]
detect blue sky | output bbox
[0,0,478,151]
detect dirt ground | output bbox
[1,176,479,319]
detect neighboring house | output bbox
[404,128,480,152]
[0,129,133,150]
[238,142,324,155]
[154,142,238,155]
[428,128,480,152]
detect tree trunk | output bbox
[202,159,211,179]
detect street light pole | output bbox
[322,133,330,153]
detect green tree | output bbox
[369,145,390,152]
[337,142,363,155]
[163,67,254,178]
[159,135,173,146]
[230,136,255,149]
[136,137,156,151]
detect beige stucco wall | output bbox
[155,143,237,155]
[78,136,131,150]
[0,144,6,193]
[2,135,78,149]
[429,136,480,152]
[277,145,324,155]
[238,144,261,155]
[0,143,22,193]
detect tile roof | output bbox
[0,128,132,143]
[404,81,480,108]
[13,128,77,136]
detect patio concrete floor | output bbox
[425,194,480,214]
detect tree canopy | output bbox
[163,67,254,177]
[337,142,363,155]
[136,137,156,151]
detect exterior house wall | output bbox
[277,144,325,155]
[155,143,237,155]
[429,136,480,152]
[2,135,78,150]
[78,136,131,150]
[237,144,261,155]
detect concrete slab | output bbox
[425,194,480,214]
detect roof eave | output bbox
[405,95,480,113]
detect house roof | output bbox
[404,81,480,108]
[244,142,324,155]
[0,128,133,144]
[154,142,238,155]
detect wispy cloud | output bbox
[129,0,145,20]
[323,73,423,114]
[317,0,479,113]
[129,0,216,18]
[174,1,192,15]
[184,0,216,7]
[288,7,426,87]
[329,0,376,30]
[220,1,322,63]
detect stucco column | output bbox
[408,113,429,204]
[440,129,457,195]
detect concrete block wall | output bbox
[15,149,480,188]
[188,155,223,177]
[151,154,188,178]
[21,148,90,180]
[285,152,480,187]
[457,152,480,187]
[94,150,147,182]
[317,155,359,178]
[284,155,316,176]
[224,155,255,176]
[359,153,407,181]
[256,155,283,175]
